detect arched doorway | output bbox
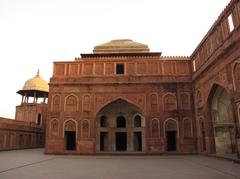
[208,85,236,154]
[96,99,145,152]
[164,119,178,151]
[64,120,77,150]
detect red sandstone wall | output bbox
[191,0,240,154]
[0,117,44,151]
[15,103,48,128]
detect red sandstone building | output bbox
[45,0,240,155]
[0,0,240,156]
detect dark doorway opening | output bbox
[134,132,142,151]
[100,132,108,151]
[116,132,127,151]
[202,131,206,151]
[166,131,176,151]
[65,131,76,150]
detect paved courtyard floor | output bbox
[0,149,240,179]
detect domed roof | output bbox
[93,39,150,54]
[17,70,49,96]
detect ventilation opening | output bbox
[116,64,124,74]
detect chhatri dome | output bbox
[93,39,150,54]
[17,70,49,98]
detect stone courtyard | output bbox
[0,149,239,179]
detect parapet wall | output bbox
[191,0,240,78]
[0,117,44,151]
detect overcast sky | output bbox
[0,0,230,119]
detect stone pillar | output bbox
[33,92,36,103]
[21,95,24,104]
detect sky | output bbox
[0,0,230,119]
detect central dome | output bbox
[93,39,150,54]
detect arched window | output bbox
[52,94,60,111]
[163,93,177,111]
[180,93,190,110]
[100,116,108,127]
[65,94,78,111]
[196,90,202,106]
[50,119,59,137]
[116,116,126,128]
[183,118,192,138]
[234,63,240,91]
[83,94,90,111]
[82,120,89,138]
[134,115,141,127]
[150,94,158,113]
[151,119,160,138]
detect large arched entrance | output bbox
[208,85,236,154]
[96,99,145,153]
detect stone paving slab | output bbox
[0,149,240,179]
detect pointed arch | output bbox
[51,94,61,111]
[151,118,160,138]
[196,90,202,108]
[150,93,158,113]
[180,93,190,110]
[50,118,59,138]
[64,94,79,112]
[207,84,236,154]
[95,98,145,152]
[232,60,240,91]
[163,93,177,111]
[81,119,90,138]
[95,97,143,116]
[207,84,233,123]
[163,118,179,137]
[83,94,91,112]
[63,119,78,137]
[183,117,193,138]
[133,113,145,127]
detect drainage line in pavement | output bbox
[184,158,240,179]
[0,157,57,174]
